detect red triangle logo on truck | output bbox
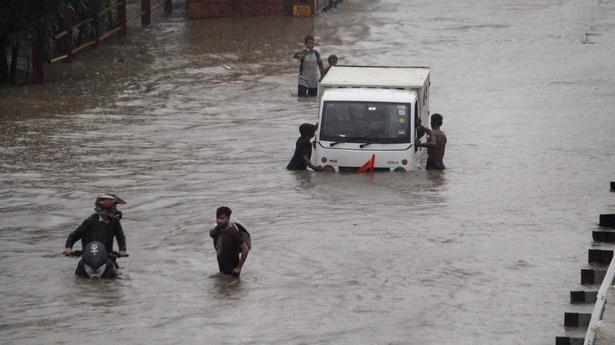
[357,154,376,173]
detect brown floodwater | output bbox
[2,0,615,344]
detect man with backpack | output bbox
[209,206,250,276]
[293,35,324,97]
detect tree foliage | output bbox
[0,0,114,84]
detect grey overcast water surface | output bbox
[2,0,615,344]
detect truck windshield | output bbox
[320,102,411,143]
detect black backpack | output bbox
[211,222,251,250]
[234,222,251,250]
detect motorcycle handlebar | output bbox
[69,250,123,258]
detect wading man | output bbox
[293,35,324,97]
[417,113,447,170]
[287,123,323,171]
[209,206,250,276]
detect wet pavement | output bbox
[2,0,615,344]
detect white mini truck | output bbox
[314,65,431,172]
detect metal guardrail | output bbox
[584,256,615,345]
[127,2,165,25]
[30,0,172,83]
[49,0,170,64]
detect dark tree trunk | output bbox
[118,0,127,37]
[108,14,114,31]
[76,27,84,47]
[32,32,44,84]
[61,6,74,63]
[93,14,101,47]
[164,0,172,14]
[0,34,9,84]
[9,41,19,85]
[142,0,151,26]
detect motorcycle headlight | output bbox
[84,263,107,278]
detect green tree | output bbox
[0,0,60,84]
[1,0,119,85]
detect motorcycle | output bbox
[68,241,124,278]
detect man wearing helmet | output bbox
[63,194,129,258]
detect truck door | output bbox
[414,101,424,150]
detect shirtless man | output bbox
[417,113,447,170]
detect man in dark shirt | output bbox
[63,194,129,257]
[287,123,323,171]
[209,206,250,276]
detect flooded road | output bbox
[2,0,615,344]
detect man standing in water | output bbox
[417,113,447,170]
[209,207,250,276]
[293,35,324,97]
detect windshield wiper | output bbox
[329,141,374,148]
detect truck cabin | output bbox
[315,66,430,171]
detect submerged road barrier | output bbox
[592,229,615,243]
[599,214,615,229]
[556,183,615,345]
[588,249,614,265]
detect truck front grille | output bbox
[338,167,391,172]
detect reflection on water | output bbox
[209,274,245,299]
[426,170,447,187]
[2,0,615,344]
[70,278,126,305]
[291,170,318,190]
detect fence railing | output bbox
[31,0,172,84]
[584,251,615,344]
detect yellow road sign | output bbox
[293,5,312,16]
